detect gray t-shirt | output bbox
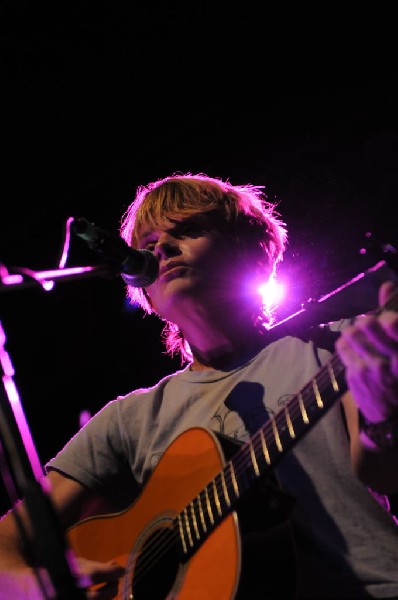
[47,329,398,598]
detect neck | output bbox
[189,328,267,371]
[167,296,267,371]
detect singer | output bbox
[0,173,397,599]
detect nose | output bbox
[153,231,181,260]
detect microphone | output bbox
[72,217,159,288]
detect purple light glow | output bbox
[258,277,286,311]
[79,410,91,428]
[1,321,44,482]
[58,217,74,269]
[2,375,44,479]
[1,274,24,285]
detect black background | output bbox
[1,3,398,512]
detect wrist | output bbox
[359,411,398,450]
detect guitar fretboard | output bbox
[176,287,398,560]
[176,353,346,559]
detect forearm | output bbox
[0,570,49,600]
[0,506,31,567]
[0,513,49,600]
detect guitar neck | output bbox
[176,352,347,559]
[176,289,398,559]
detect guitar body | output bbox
[67,428,241,599]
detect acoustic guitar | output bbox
[67,290,398,598]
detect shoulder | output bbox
[117,364,191,401]
[113,364,192,415]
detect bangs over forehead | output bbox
[121,175,249,247]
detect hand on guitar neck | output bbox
[336,281,398,424]
[336,281,398,496]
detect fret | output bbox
[196,493,207,533]
[271,417,283,451]
[298,392,309,424]
[284,405,295,438]
[213,480,222,517]
[183,507,194,548]
[204,486,214,525]
[189,501,200,540]
[220,471,231,507]
[259,428,271,464]
[229,461,239,498]
[328,361,339,392]
[231,451,252,496]
[178,514,188,554]
[312,378,323,408]
[249,440,260,476]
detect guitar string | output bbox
[132,291,398,585]
[131,353,345,586]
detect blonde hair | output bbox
[120,173,287,361]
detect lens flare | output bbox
[258,278,286,311]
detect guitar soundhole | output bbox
[131,527,181,600]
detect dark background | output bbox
[1,3,397,512]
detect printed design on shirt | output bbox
[277,394,294,408]
[210,381,274,440]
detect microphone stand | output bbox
[0,263,115,599]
